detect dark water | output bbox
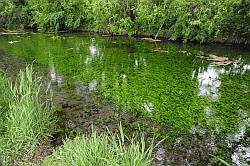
[0,33,249,165]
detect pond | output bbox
[0,33,249,165]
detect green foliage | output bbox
[0,66,54,165]
[1,0,249,43]
[135,1,166,36]
[165,0,250,43]
[39,124,155,166]
[27,0,89,32]
[0,0,28,29]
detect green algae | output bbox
[0,33,249,139]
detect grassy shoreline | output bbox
[0,65,54,165]
[35,123,156,166]
[0,65,156,166]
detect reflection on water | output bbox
[197,66,222,99]
[195,56,250,165]
[89,80,97,91]
[154,147,166,166]
[226,117,250,166]
[232,146,250,166]
[134,57,147,69]
[50,65,63,87]
[89,38,98,55]
[50,66,56,82]
[86,38,100,64]
[204,107,213,116]
[135,59,139,67]
[142,102,154,113]
[196,56,250,99]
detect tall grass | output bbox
[0,66,53,165]
[0,66,156,166]
[39,123,155,166]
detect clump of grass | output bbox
[210,154,231,166]
[0,65,53,165]
[40,123,156,166]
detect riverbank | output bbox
[1,0,250,44]
[0,65,54,165]
[0,65,157,166]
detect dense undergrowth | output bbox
[1,0,250,43]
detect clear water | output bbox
[0,33,249,165]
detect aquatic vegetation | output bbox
[0,33,249,164]
[0,34,249,135]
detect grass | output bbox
[37,123,156,166]
[0,65,53,165]
[0,66,158,166]
[209,154,231,166]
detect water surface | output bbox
[0,33,249,165]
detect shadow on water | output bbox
[0,33,249,165]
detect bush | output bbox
[0,0,249,43]
[27,0,89,32]
[0,0,28,29]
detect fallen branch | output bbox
[141,38,161,42]
[0,32,27,35]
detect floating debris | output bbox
[196,53,233,66]
[102,34,111,37]
[212,61,233,66]
[208,54,229,62]
[141,38,161,42]
[177,50,188,54]
[196,55,207,59]
[0,32,26,35]
[7,41,20,44]
[58,30,68,33]
[153,49,169,53]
